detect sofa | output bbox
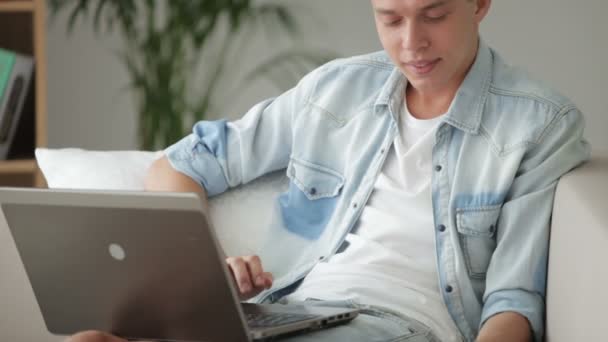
[0,148,605,341]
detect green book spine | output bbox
[0,48,16,106]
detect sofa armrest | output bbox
[545,151,608,341]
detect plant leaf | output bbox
[66,0,90,34]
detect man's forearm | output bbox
[144,156,210,212]
[476,311,532,342]
[145,156,228,257]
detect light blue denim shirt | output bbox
[165,40,590,341]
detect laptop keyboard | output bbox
[246,312,320,328]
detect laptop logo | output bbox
[108,243,126,261]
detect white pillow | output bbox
[35,148,163,190]
[34,147,288,256]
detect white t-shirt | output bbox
[286,101,463,341]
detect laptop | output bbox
[0,187,359,341]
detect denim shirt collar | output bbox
[375,39,493,135]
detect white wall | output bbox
[46,0,380,150]
[47,0,607,150]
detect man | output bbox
[68,0,590,341]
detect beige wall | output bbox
[47,0,608,150]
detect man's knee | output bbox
[65,330,125,342]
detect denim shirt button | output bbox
[309,187,317,196]
[438,224,446,232]
[445,285,453,293]
[435,165,443,172]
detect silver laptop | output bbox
[0,187,358,341]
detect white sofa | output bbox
[545,151,608,341]
[0,149,605,341]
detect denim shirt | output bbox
[165,40,590,341]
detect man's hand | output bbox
[476,311,532,342]
[226,255,273,300]
[65,330,127,342]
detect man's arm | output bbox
[479,108,590,341]
[144,155,273,300]
[477,312,531,342]
[144,155,210,211]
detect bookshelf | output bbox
[0,0,47,187]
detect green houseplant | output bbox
[49,0,336,150]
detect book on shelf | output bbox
[0,47,34,161]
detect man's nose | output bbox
[401,21,430,52]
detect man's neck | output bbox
[405,84,456,120]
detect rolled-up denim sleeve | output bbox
[164,120,233,196]
[163,69,318,197]
[480,107,591,341]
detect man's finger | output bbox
[226,257,252,294]
[262,271,273,289]
[243,255,265,287]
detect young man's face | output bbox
[372,0,490,95]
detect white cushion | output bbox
[35,148,164,190]
[34,148,288,256]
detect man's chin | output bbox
[405,78,440,94]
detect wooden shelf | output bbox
[0,0,46,187]
[0,159,37,174]
[0,1,33,13]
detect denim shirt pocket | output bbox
[456,205,501,279]
[278,158,345,240]
[287,158,345,200]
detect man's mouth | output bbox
[404,58,441,76]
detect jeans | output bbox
[277,299,441,342]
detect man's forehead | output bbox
[373,0,455,13]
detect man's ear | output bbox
[474,0,491,23]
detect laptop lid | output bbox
[0,187,251,341]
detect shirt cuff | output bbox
[164,133,229,197]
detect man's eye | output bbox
[424,14,447,23]
[385,18,402,27]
